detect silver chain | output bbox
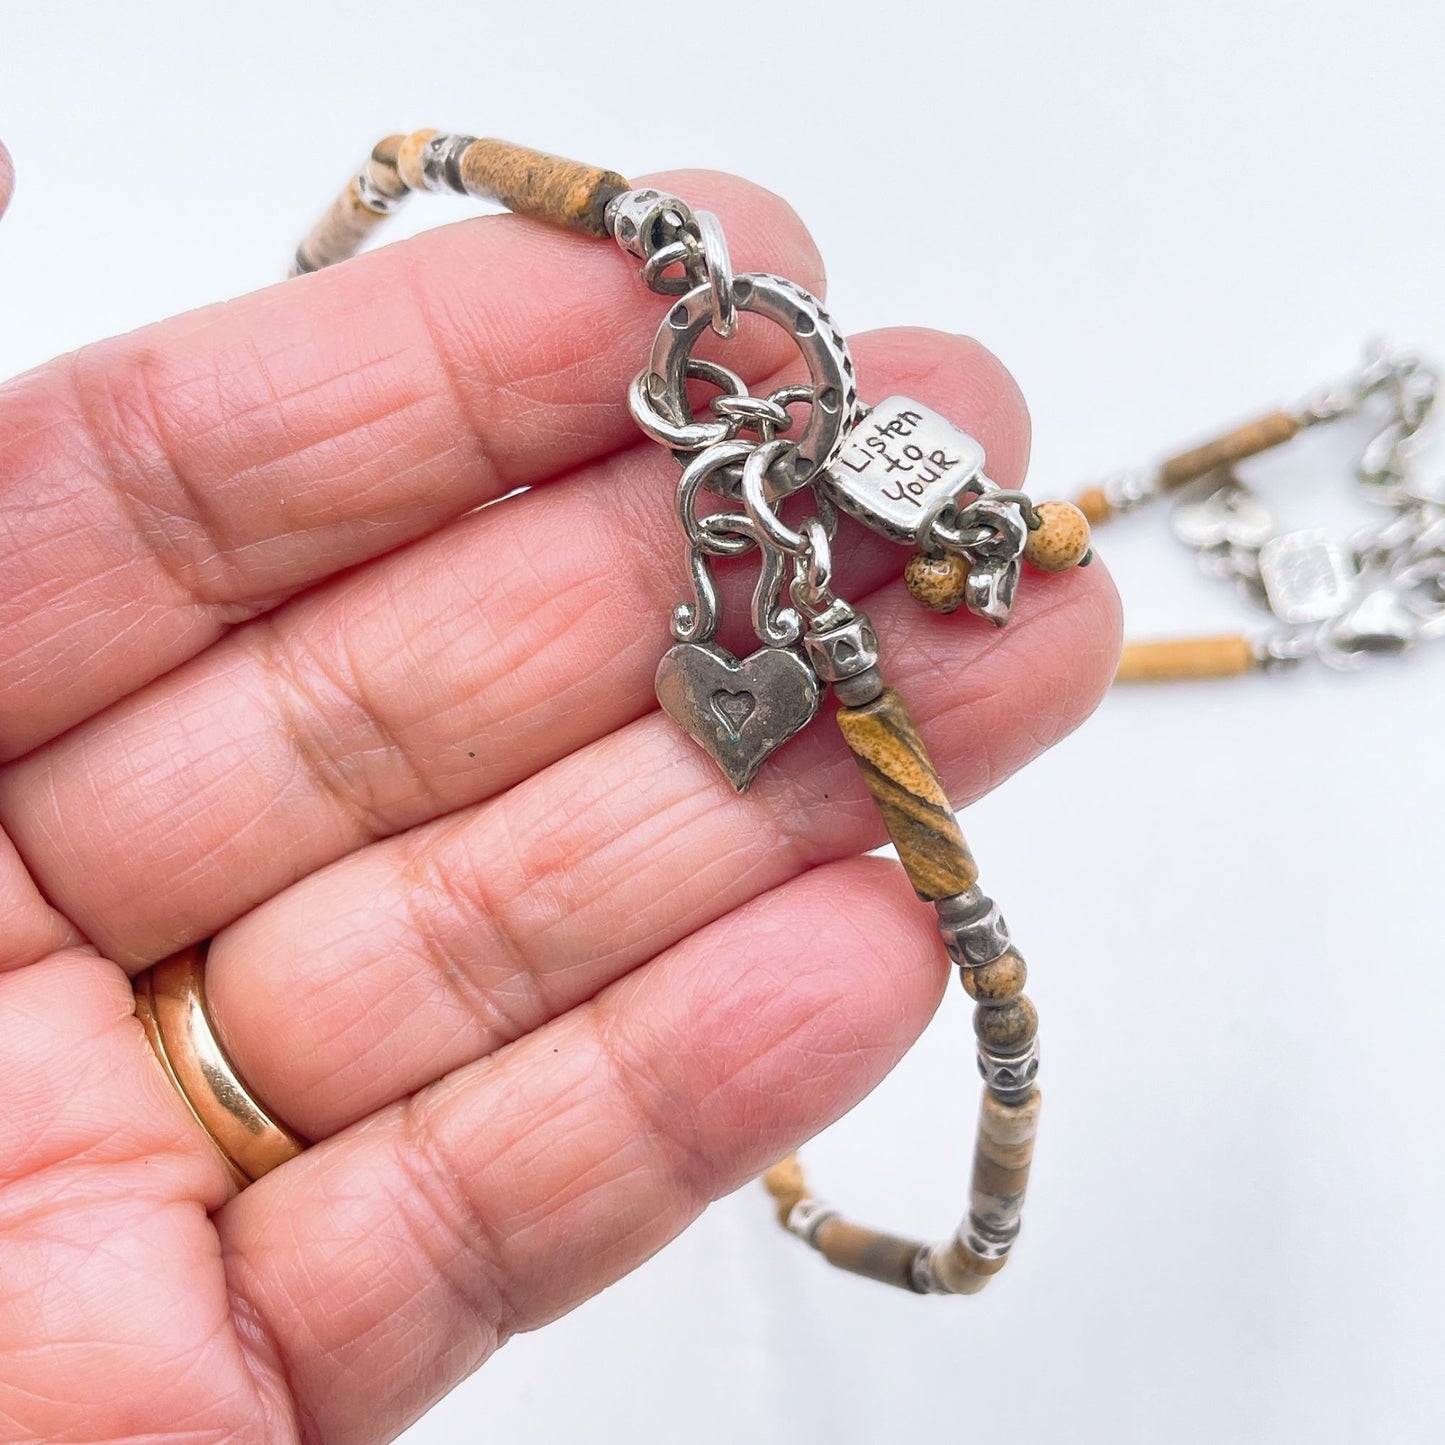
[1114,345,1445,671]
[603,187,863,655]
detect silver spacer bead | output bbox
[1100,467,1160,515]
[785,1196,839,1246]
[909,1246,946,1294]
[977,1036,1040,1102]
[935,888,1012,966]
[963,1212,1022,1261]
[355,168,405,215]
[605,188,695,260]
[833,667,884,707]
[419,132,476,194]
[935,884,986,919]
[803,607,879,683]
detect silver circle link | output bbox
[767,382,817,412]
[645,273,859,487]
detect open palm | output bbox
[0,151,1119,1444]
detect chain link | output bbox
[606,187,861,655]
[1158,346,1445,670]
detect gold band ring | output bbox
[133,944,307,1188]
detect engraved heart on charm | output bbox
[710,689,756,734]
[655,642,821,792]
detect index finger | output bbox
[0,169,822,758]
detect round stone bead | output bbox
[905,551,970,613]
[960,949,1028,1004]
[396,128,438,192]
[1024,500,1091,572]
[762,1155,808,1226]
[973,995,1039,1054]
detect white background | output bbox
[3,3,1443,1441]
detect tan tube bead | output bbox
[457,138,629,237]
[836,687,977,902]
[1074,486,1114,525]
[970,1144,1033,1209]
[293,178,394,275]
[813,1218,923,1291]
[1158,409,1301,490]
[969,1091,1037,1228]
[1114,634,1257,683]
[979,1088,1042,1152]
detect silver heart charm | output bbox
[655,642,821,792]
[1171,476,1275,552]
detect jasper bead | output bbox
[973,995,1039,1054]
[904,551,970,613]
[836,688,978,901]
[1024,500,1091,572]
[960,949,1028,1004]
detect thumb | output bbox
[0,142,12,220]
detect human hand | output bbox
[0,153,1120,1443]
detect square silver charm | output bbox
[822,396,986,545]
[1259,530,1356,624]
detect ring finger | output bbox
[208,551,1117,1142]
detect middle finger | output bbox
[0,331,1032,964]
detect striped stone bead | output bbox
[836,688,977,902]
[965,1089,1041,1258]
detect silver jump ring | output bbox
[741,440,811,555]
[919,476,989,556]
[693,210,736,338]
[642,238,700,296]
[676,438,759,554]
[630,359,748,452]
[697,510,761,557]
[712,393,794,436]
[768,383,817,412]
[791,518,834,614]
[985,489,1042,529]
